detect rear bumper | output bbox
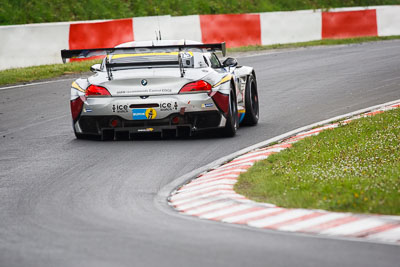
[74,111,225,139]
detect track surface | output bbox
[1,41,400,267]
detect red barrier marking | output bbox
[69,19,134,61]
[322,10,377,39]
[351,223,400,238]
[365,110,384,116]
[200,14,261,48]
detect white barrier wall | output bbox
[0,5,399,71]
[133,15,173,41]
[377,6,400,36]
[0,22,69,70]
[133,15,202,42]
[169,15,202,42]
[260,10,321,45]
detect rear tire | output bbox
[221,89,238,137]
[242,75,259,126]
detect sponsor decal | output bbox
[138,128,154,132]
[133,108,157,120]
[181,52,192,59]
[116,88,172,94]
[201,103,214,108]
[132,109,147,120]
[145,108,157,119]
[160,101,178,111]
[83,107,92,112]
[112,104,128,113]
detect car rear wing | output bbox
[60,42,226,63]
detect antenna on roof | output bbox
[155,30,162,40]
[154,7,162,41]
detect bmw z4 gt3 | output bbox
[61,40,259,140]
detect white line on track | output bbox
[0,78,73,91]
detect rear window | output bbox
[109,51,194,69]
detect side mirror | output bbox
[90,64,101,72]
[222,57,238,68]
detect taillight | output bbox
[85,84,111,96]
[179,80,212,94]
[211,91,229,115]
[70,96,84,121]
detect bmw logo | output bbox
[141,79,148,86]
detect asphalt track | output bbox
[1,40,400,267]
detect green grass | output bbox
[235,108,400,215]
[229,35,400,52]
[1,0,400,25]
[0,59,100,86]
[1,36,400,86]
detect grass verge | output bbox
[1,36,400,87]
[3,1,399,25]
[0,59,101,86]
[235,108,400,215]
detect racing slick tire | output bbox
[242,74,259,126]
[222,88,238,137]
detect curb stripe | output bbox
[301,217,360,233]
[269,212,325,230]
[249,210,314,228]
[240,209,289,225]
[351,223,400,238]
[168,100,400,245]
[320,218,387,236]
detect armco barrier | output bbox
[0,5,399,70]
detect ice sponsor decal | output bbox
[112,104,128,113]
[160,101,178,111]
[201,103,214,108]
[132,108,157,120]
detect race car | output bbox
[61,40,259,140]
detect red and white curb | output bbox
[168,101,400,245]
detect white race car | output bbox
[61,40,259,140]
